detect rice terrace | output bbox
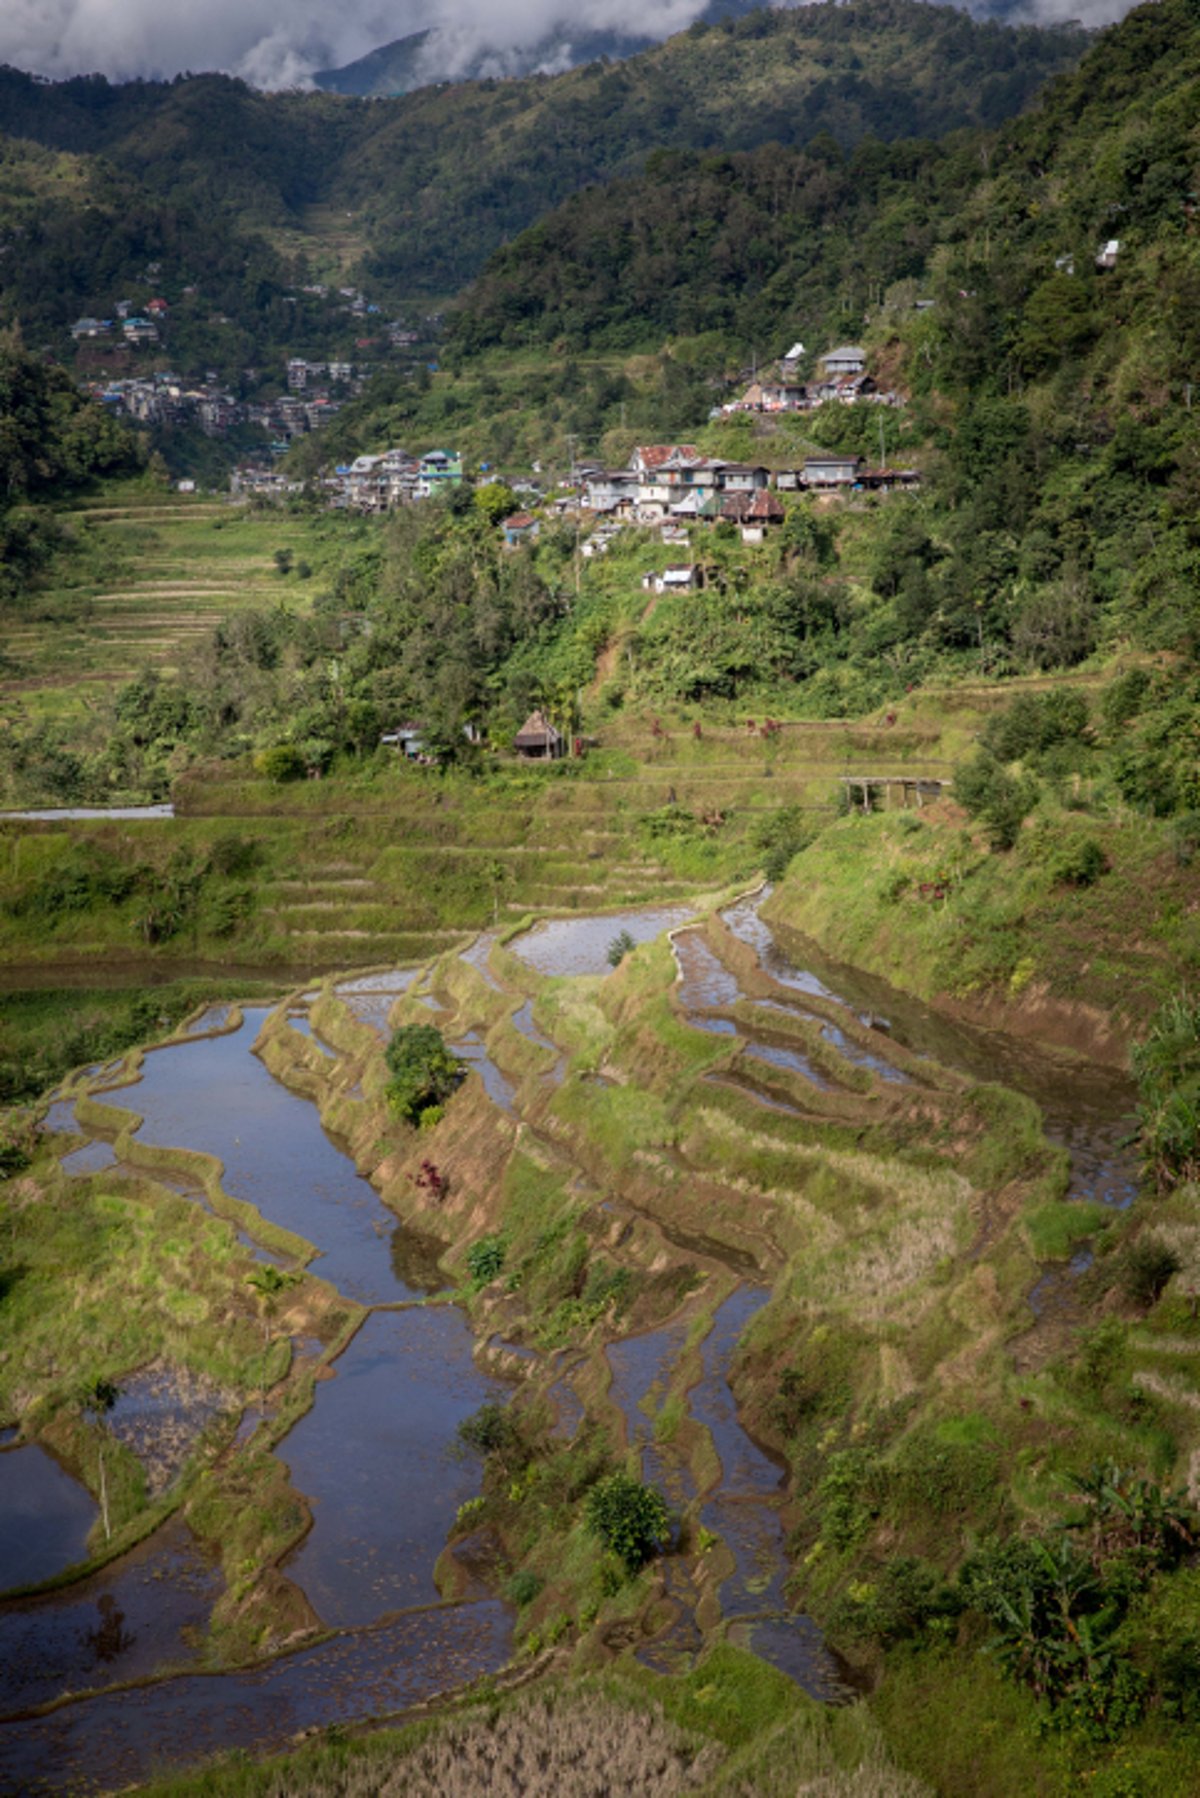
[3,0,1200,1791]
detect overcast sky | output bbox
[0,0,1128,88]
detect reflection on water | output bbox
[288,1016,336,1058]
[0,1600,512,1796]
[0,1518,220,1716]
[819,1020,910,1086]
[333,969,418,1036]
[0,1445,97,1593]
[512,907,695,977]
[744,1040,831,1090]
[60,1137,118,1176]
[118,1011,425,1305]
[693,1290,844,1699]
[607,1324,696,1520]
[673,931,743,1012]
[106,1364,234,1498]
[336,971,419,997]
[184,1005,232,1036]
[0,805,173,823]
[459,933,503,990]
[450,1033,517,1115]
[509,1000,568,1085]
[283,1310,505,1628]
[41,1099,79,1136]
[722,891,835,1000]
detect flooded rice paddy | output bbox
[332,968,418,1036]
[105,1365,234,1498]
[0,1445,97,1593]
[509,999,568,1083]
[5,995,513,1792]
[59,1137,119,1176]
[720,889,1139,1208]
[0,1519,221,1716]
[281,1308,504,1628]
[0,1602,511,1797]
[511,906,695,977]
[605,1296,847,1699]
[103,1008,427,1305]
[449,1031,518,1114]
[4,892,1142,1789]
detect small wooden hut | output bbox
[514,709,564,760]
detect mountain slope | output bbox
[0,2,1088,297]
[452,0,1200,376]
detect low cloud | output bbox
[0,0,718,87]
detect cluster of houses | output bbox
[322,448,465,509]
[286,358,371,393]
[94,371,349,447]
[572,443,917,530]
[72,296,172,347]
[724,344,903,416]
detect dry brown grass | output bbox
[252,1696,723,1798]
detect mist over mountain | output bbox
[314,0,763,96]
[0,0,1131,90]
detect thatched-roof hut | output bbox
[514,709,564,759]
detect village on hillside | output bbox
[230,341,920,526]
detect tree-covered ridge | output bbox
[0,147,283,343]
[453,0,1200,357]
[0,1,1087,298]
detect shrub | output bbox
[981,690,1090,764]
[753,804,817,881]
[1171,811,1200,869]
[385,1024,464,1124]
[1101,669,1151,736]
[255,743,306,783]
[607,929,636,968]
[1049,835,1108,888]
[506,1568,543,1607]
[820,1450,877,1551]
[207,834,262,878]
[832,1556,960,1646]
[459,1401,521,1459]
[955,754,1038,851]
[958,1534,1145,1740]
[585,1472,670,1570]
[467,1235,506,1287]
[1119,1235,1181,1308]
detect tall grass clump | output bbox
[1131,991,1200,1193]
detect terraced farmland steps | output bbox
[3,881,1146,1791]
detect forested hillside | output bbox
[0,136,343,366]
[0,331,142,606]
[434,0,1200,711]
[0,1,1086,300]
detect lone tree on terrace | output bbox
[385,1023,464,1124]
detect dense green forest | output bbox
[0,1,1087,301]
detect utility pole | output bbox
[878,413,886,470]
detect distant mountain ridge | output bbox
[313,0,764,97]
[0,1,1090,302]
